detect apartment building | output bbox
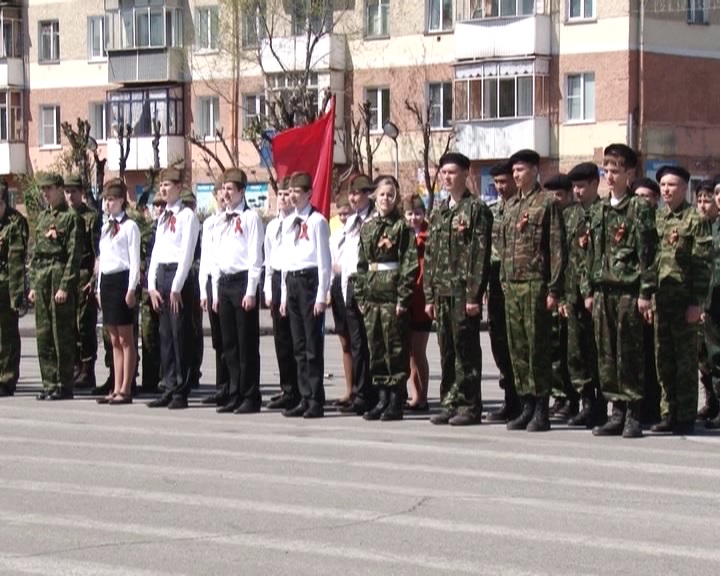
[2,0,720,209]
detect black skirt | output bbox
[329,275,348,337]
[100,270,135,326]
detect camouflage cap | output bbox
[64,174,84,189]
[37,172,64,187]
[223,168,248,187]
[152,194,167,207]
[289,171,312,190]
[159,167,182,183]
[349,174,375,193]
[402,193,426,213]
[102,178,127,198]
[278,176,291,190]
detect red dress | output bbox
[409,221,433,330]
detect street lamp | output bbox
[383,121,400,180]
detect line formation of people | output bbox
[0,142,718,437]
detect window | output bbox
[0,91,23,142]
[0,14,23,59]
[566,73,595,122]
[476,0,534,17]
[105,6,183,50]
[266,73,319,122]
[40,105,61,147]
[107,86,185,137]
[428,82,453,129]
[366,0,390,37]
[454,75,534,121]
[89,102,106,142]
[365,87,390,132]
[428,0,453,31]
[292,0,333,36]
[39,20,60,63]
[196,6,219,51]
[198,96,220,139]
[88,16,106,60]
[243,1,267,47]
[243,94,266,136]
[568,0,594,20]
[688,0,707,24]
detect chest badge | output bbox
[377,233,393,250]
[46,224,58,241]
[668,228,679,246]
[614,223,626,243]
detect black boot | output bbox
[363,388,389,421]
[549,397,566,416]
[507,396,535,431]
[706,412,720,430]
[697,377,719,420]
[592,401,626,436]
[527,396,550,432]
[556,396,579,421]
[91,373,113,396]
[650,414,675,433]
[74,360,97,389]
[486,386,521,422]
[622,401,643,438]
[568,384,596,428]
[380,388,404,421]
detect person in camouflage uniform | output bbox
[650,165,712,436]
[28,172,83,400]
[500,149,567,432]
[0,180,29,397]
[583,144,657,438]
[704,178,720,430]
[694,180,720,422]
[64,174,100,389]
[424,153,493,426]
[485,160,520,423]
[355,177,418,421]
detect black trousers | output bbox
[207,277,229,392]
[345,279,375,405]
[218,271,261,405]
[287,269,325,407]
[271,271,298,399]
[157,264,194,400]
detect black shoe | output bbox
[91,381,113,396]
[592,402,626,436]
[167,396,188,410]
[303,404,324,419]
[486,401,514,422]
[340,399,369,416]
[282,402,308,418]
[405,401,430,412]
[202,393,227,406]
[449,413,481,426]
[430,409,455,425]
[48,388,74,401]
[673,421,696,436]
[568,399,593,428]
[363,389,389,421]
[706,413,720,429]
[147,394,172,408]
[267,394,298,410]
[697,395,720,421]
[549,397,566,415]
[622,403,643,438]
[216,402,239,414]
[380,389,404,422]
[234,401,261,414]
[527,396,550,432]
[0,387,14,398]
[507,397,535,431]
[650,416,674,433]
[269,391,284,402]
[555,398,579,421]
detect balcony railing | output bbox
[259,33,345,74]
[0,142,25,175]
[107,135,185,172]
[454,117,550,160]
[454,13,551,61]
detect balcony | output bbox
[107,135,185,172]
[108,47,185,84]
[454,15,551,61]
[259,34,345,74]
[454,117,550,160]
[0,142,25,175]
[0,58,23,88]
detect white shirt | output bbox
[280,203,331,305]
[198,212,222,301]
[147,200,200,293]
[263,212,291,304]
[211,200,264,301]
[97,211,141,292]
[340,204,371,301]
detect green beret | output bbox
[656,165,691,184]
[349,174,375,193]
[181,188,197,204]
[102,178,127,198]
[159,168,182,183]
[65,174,84,189]
[439,153,471,170]
[509,149,541,167]
[543,174,573,193]
[223,168,248,187]
[37,172,64,187]
[289,171,312,190]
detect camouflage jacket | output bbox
[583,192,657,299]
[707,220,720,314]
[73,203,99,273]
[654,200,712,306]
[423,190,493,304]
[561,202,587,306]
[500,183,567,297]
[29,201,82,292]
[490,197,512,266]
[0,206,29,309]
[354,210,418,309]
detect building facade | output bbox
[3,0,720,209]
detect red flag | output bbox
[271,96,335,219]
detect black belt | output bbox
[219,270,248,283]
[286,267,318,278]
[159,263,178,271]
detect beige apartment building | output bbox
[1,0,719,209]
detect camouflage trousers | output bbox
[0,280,21,392]
[363,302,409,389]
[34,265,77,390]
[487,264,514,391]
[566,299,598,396]
[140,288,161,390]
[504,280,553,397]
[75,269,98,363]
[551,310,572,398]
[435,294,482,416]
[593,289,644,402]
[654,291,698,422]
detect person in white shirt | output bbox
[199,178,230,406]
[146,168,200,410]
[264,177,299,410]
[280,171,331,418]
[338,174,376,416]
[212,168,265,414]
[95,179,140,405]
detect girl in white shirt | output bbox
[96,179,141,405]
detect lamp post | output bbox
[383,121,400,180]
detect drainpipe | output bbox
[637,1,645,158]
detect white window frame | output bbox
[196,6,219,52]
[427,82,453,130]
[453,74,535,121]
[242,94,266,138]
[39,20,60,63]
[427,0,454,32]
[565,72,595,123]
[87,16,107,61]
[474,0,535,18]
[198,96,220,140]
[0,90,23,143]
[40,105,61,148]
[89,102,106,142]
[567,0,595,21]
[687,0,708,24]
[365,87,390,133]
[366,0,390,38]
[242,1,267,48]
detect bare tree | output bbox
[116,123,133,184]
[60,118,107,211]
